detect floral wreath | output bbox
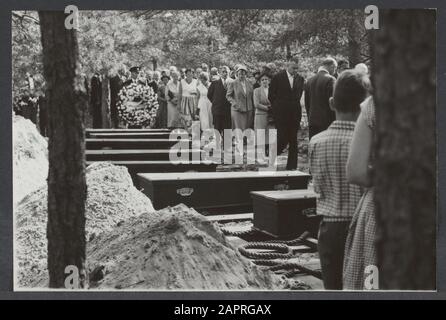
[117,82,159,127]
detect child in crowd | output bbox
[308,70,371,290]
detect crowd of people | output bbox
[109,58,369,169]
[15,57,377,290]
[118,58,377,290]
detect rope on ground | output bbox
[221,227,320,279]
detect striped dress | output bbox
[343,97,377,290]
[179,78,198,130]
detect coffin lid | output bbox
[251,189,319,201]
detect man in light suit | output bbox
[268,57,305,170]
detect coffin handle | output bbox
[176,187,194,197]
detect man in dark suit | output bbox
[109,66,126,128]
[208,66,234,152]
[207,66,233,137]
[268,57,305,170]
[90,72,102,128]
[304,57,338,138]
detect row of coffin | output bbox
[85,128,320,238]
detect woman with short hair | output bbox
[253,72,274,160]
[178,68,199,130]
[165,70,181,128]
[196,72,213,130]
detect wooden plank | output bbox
[302,237,318,251]
[138,170,310,181]
[206,213,253,222]
[250,189,319,201]
[86,138,189,150]
[87,132,185,139]
[85,149,204,161]
[86,128,171,133]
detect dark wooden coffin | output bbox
[85,149,203,161]
[86,138,191,150]
[251,189,321,238]
[137,171,310,214]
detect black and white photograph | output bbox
[11,6,436,292]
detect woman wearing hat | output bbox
[226,64,254,132]
[155,74,170,128]
[253,72,274,161]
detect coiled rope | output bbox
[221,227,322,279]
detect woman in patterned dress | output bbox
[343,96,376,290]
[178,68,198,130]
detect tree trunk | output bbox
[101,76,111,128]
[152,58,158,71]
[39,11,88,288]
[286,43,292,60]
[347,13,361,65]
[372,9,436,290]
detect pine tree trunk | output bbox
[372,9,436,290]
[101,76,111,128]
[347,13,361,65]
[286,43,292,60]
[39,11,88,288]
[152,58,158,71]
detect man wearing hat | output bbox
[123,66,146,87]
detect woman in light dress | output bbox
[165,70,181,128]
[178,68,199,130]
[253,72,274,163]
[196,72,213,131]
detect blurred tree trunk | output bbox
[286,43,292,60]
[152,57,158,71]
[347,12,362,65]
[372,9,436,290]
[39,11,88,288]
[101,76,111,128]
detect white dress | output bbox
[197,82,213,130]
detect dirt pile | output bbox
[87,204,284,290]
[13,115,48,203]
[16,162,156,287]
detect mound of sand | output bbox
[87,204,283,290]
[13,115,48,204]
[16,162,156,287]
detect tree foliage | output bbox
[12,9,372,94]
